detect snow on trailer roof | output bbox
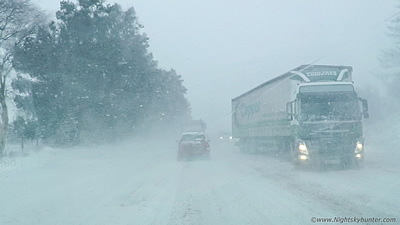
[232,64,353,101]
[232,65,303,101]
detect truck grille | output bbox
[308,139,354,159]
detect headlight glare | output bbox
[298,143,308,154]
[356,142,363,150]
[355,141,363,153]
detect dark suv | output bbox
[177,132,210,160]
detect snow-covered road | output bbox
[0,134,398,225]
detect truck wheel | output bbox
[340,156,354,169]
[249,146,257,154]
[291,152,301,168]
[278,141,291,161]
[289,143,297,163]
[247,141,258,154]
[350,158,363,170]
[239,145,248,153]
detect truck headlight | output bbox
[355,141,363,153]
[298,143,308,155]
[299,155,308,160]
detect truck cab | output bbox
[286,74,368,167]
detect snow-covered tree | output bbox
[0,0,43,155]
[380,6,400,100]
[14,0,190,144]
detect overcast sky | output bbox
[32,0,397,133]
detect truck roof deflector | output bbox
[290,71,311,82]
[337,69,349,81]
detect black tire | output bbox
[289,142,299,166]
[239,144,248,153]
[277,141,291,161]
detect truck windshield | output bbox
[300,94,360,122]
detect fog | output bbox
[1,1,399,224]
[32,0,397,134]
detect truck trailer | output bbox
[232,65,369,167]
[180,120,207,133]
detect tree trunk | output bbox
[0,96,9,157]
[21,137,24,150]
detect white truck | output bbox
[232,65,369,167]
[180,120,207,133]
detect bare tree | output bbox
[0,0,43,156]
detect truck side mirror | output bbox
[362,99,369,119]
[360,98,369,119]
[286,102,293,121]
